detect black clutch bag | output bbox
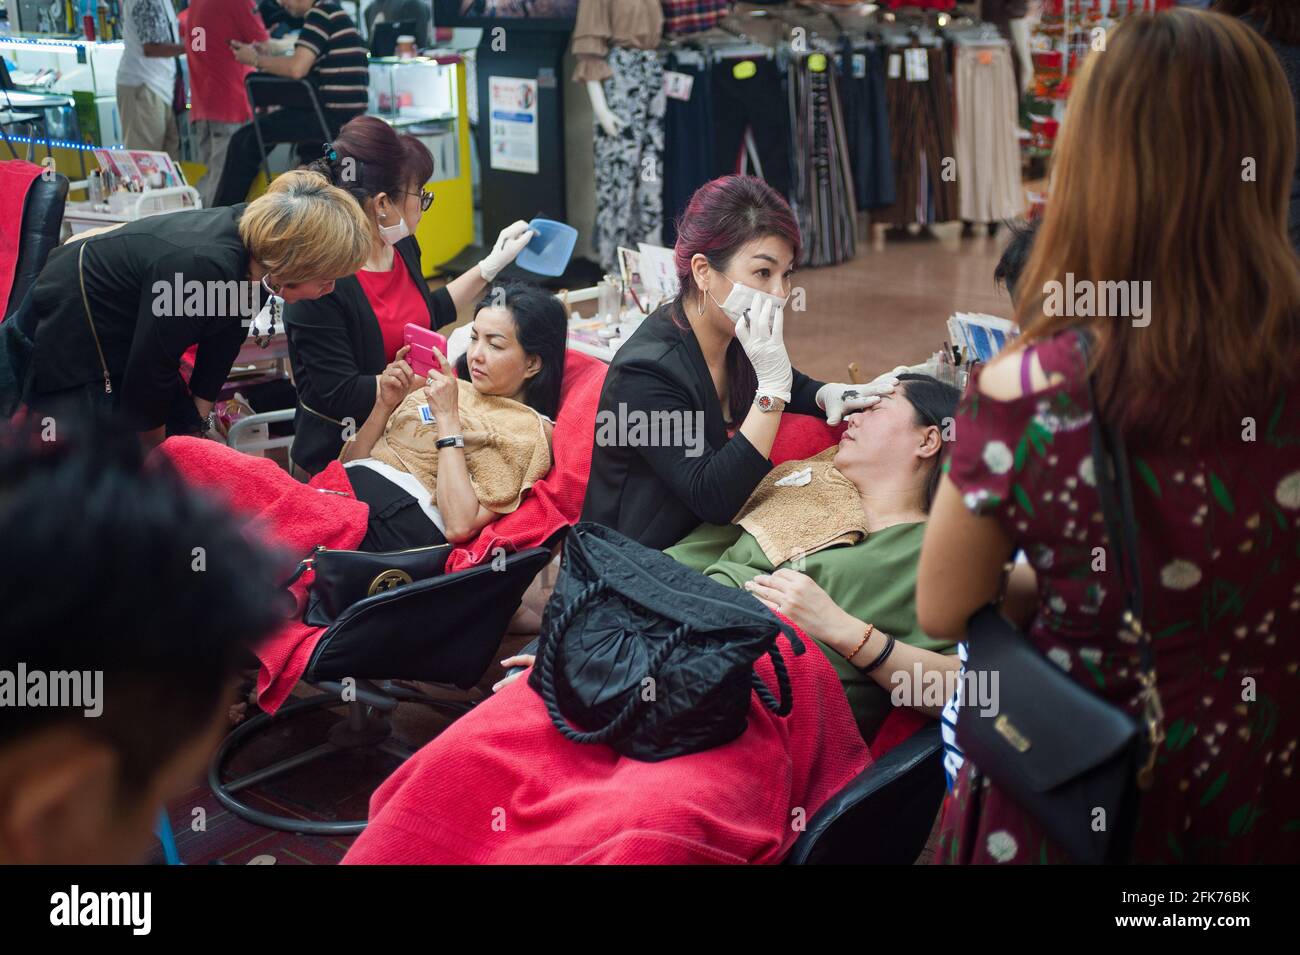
[285,543,452,627]
[955,330,1165,865]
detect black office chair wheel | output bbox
[207,680,473,836]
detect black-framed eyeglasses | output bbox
[398,189,434,212]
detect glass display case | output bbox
[369,54,474,276]
[0,34,124,146]
[369,54,461,181]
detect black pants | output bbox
[662,54,713,247]
[709,57,791,200]
[346,464,447,553]
[837,43,896,211]
[211,108,356,207]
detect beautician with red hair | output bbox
[582,175,899,549]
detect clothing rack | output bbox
[706,23,778,60]
[685,32,777,62]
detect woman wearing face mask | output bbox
[286,115,535,475]
[0,170,369,448]
[582,175,899,549]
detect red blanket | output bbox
[343,623,871,864]
[0,160,45,316]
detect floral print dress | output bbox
[936,331,1300,864]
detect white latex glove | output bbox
[478,220,536,282]
[735,291,793,403]
[816,371,901,426]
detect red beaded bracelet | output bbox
[842,623,875,664]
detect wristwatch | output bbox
[435,434,465,449]
[755,394,786,413]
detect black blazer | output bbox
[285,235,455,474]
[582,303,826,550]
[25,204,250,432]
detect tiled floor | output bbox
[785,222,1014,382]
[156,224,1013,866]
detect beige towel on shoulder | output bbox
[734,447,869,566]
[369,380,551,514]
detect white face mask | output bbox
[707,275,789,326]
[377,207,411,246]
[250,273,283,347]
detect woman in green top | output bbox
[667,374,961,742]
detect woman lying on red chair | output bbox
[497,374,963,744]
[159,282,608,713]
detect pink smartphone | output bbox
[403,324,448,378]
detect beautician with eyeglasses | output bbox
[286,115,536,475]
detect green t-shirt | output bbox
[665,522,953,742]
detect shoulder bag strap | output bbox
[77,241,114,396]
[1076,329,1165,787]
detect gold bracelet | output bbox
[842,623,875,664]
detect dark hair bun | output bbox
[304,157,337,184]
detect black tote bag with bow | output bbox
[529,523,805,762]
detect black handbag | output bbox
[955,330,1165,865]
[286,542,451,627]
[528,523,805,762]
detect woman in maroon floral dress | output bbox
[917,9,1300,864]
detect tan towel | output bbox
[734,448,869,566]
[369,381,551,514]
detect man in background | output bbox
[214,0,368,205]
[117,0,184,158]
[186,0,271,206]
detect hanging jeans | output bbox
[954,43,1024,224]
[592,48,666,274]
[710,56,792,200]
[662,52,713,246]
[836,42,895,210]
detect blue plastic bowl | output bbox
[515,218,578,277]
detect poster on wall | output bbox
[487,75,539,174]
